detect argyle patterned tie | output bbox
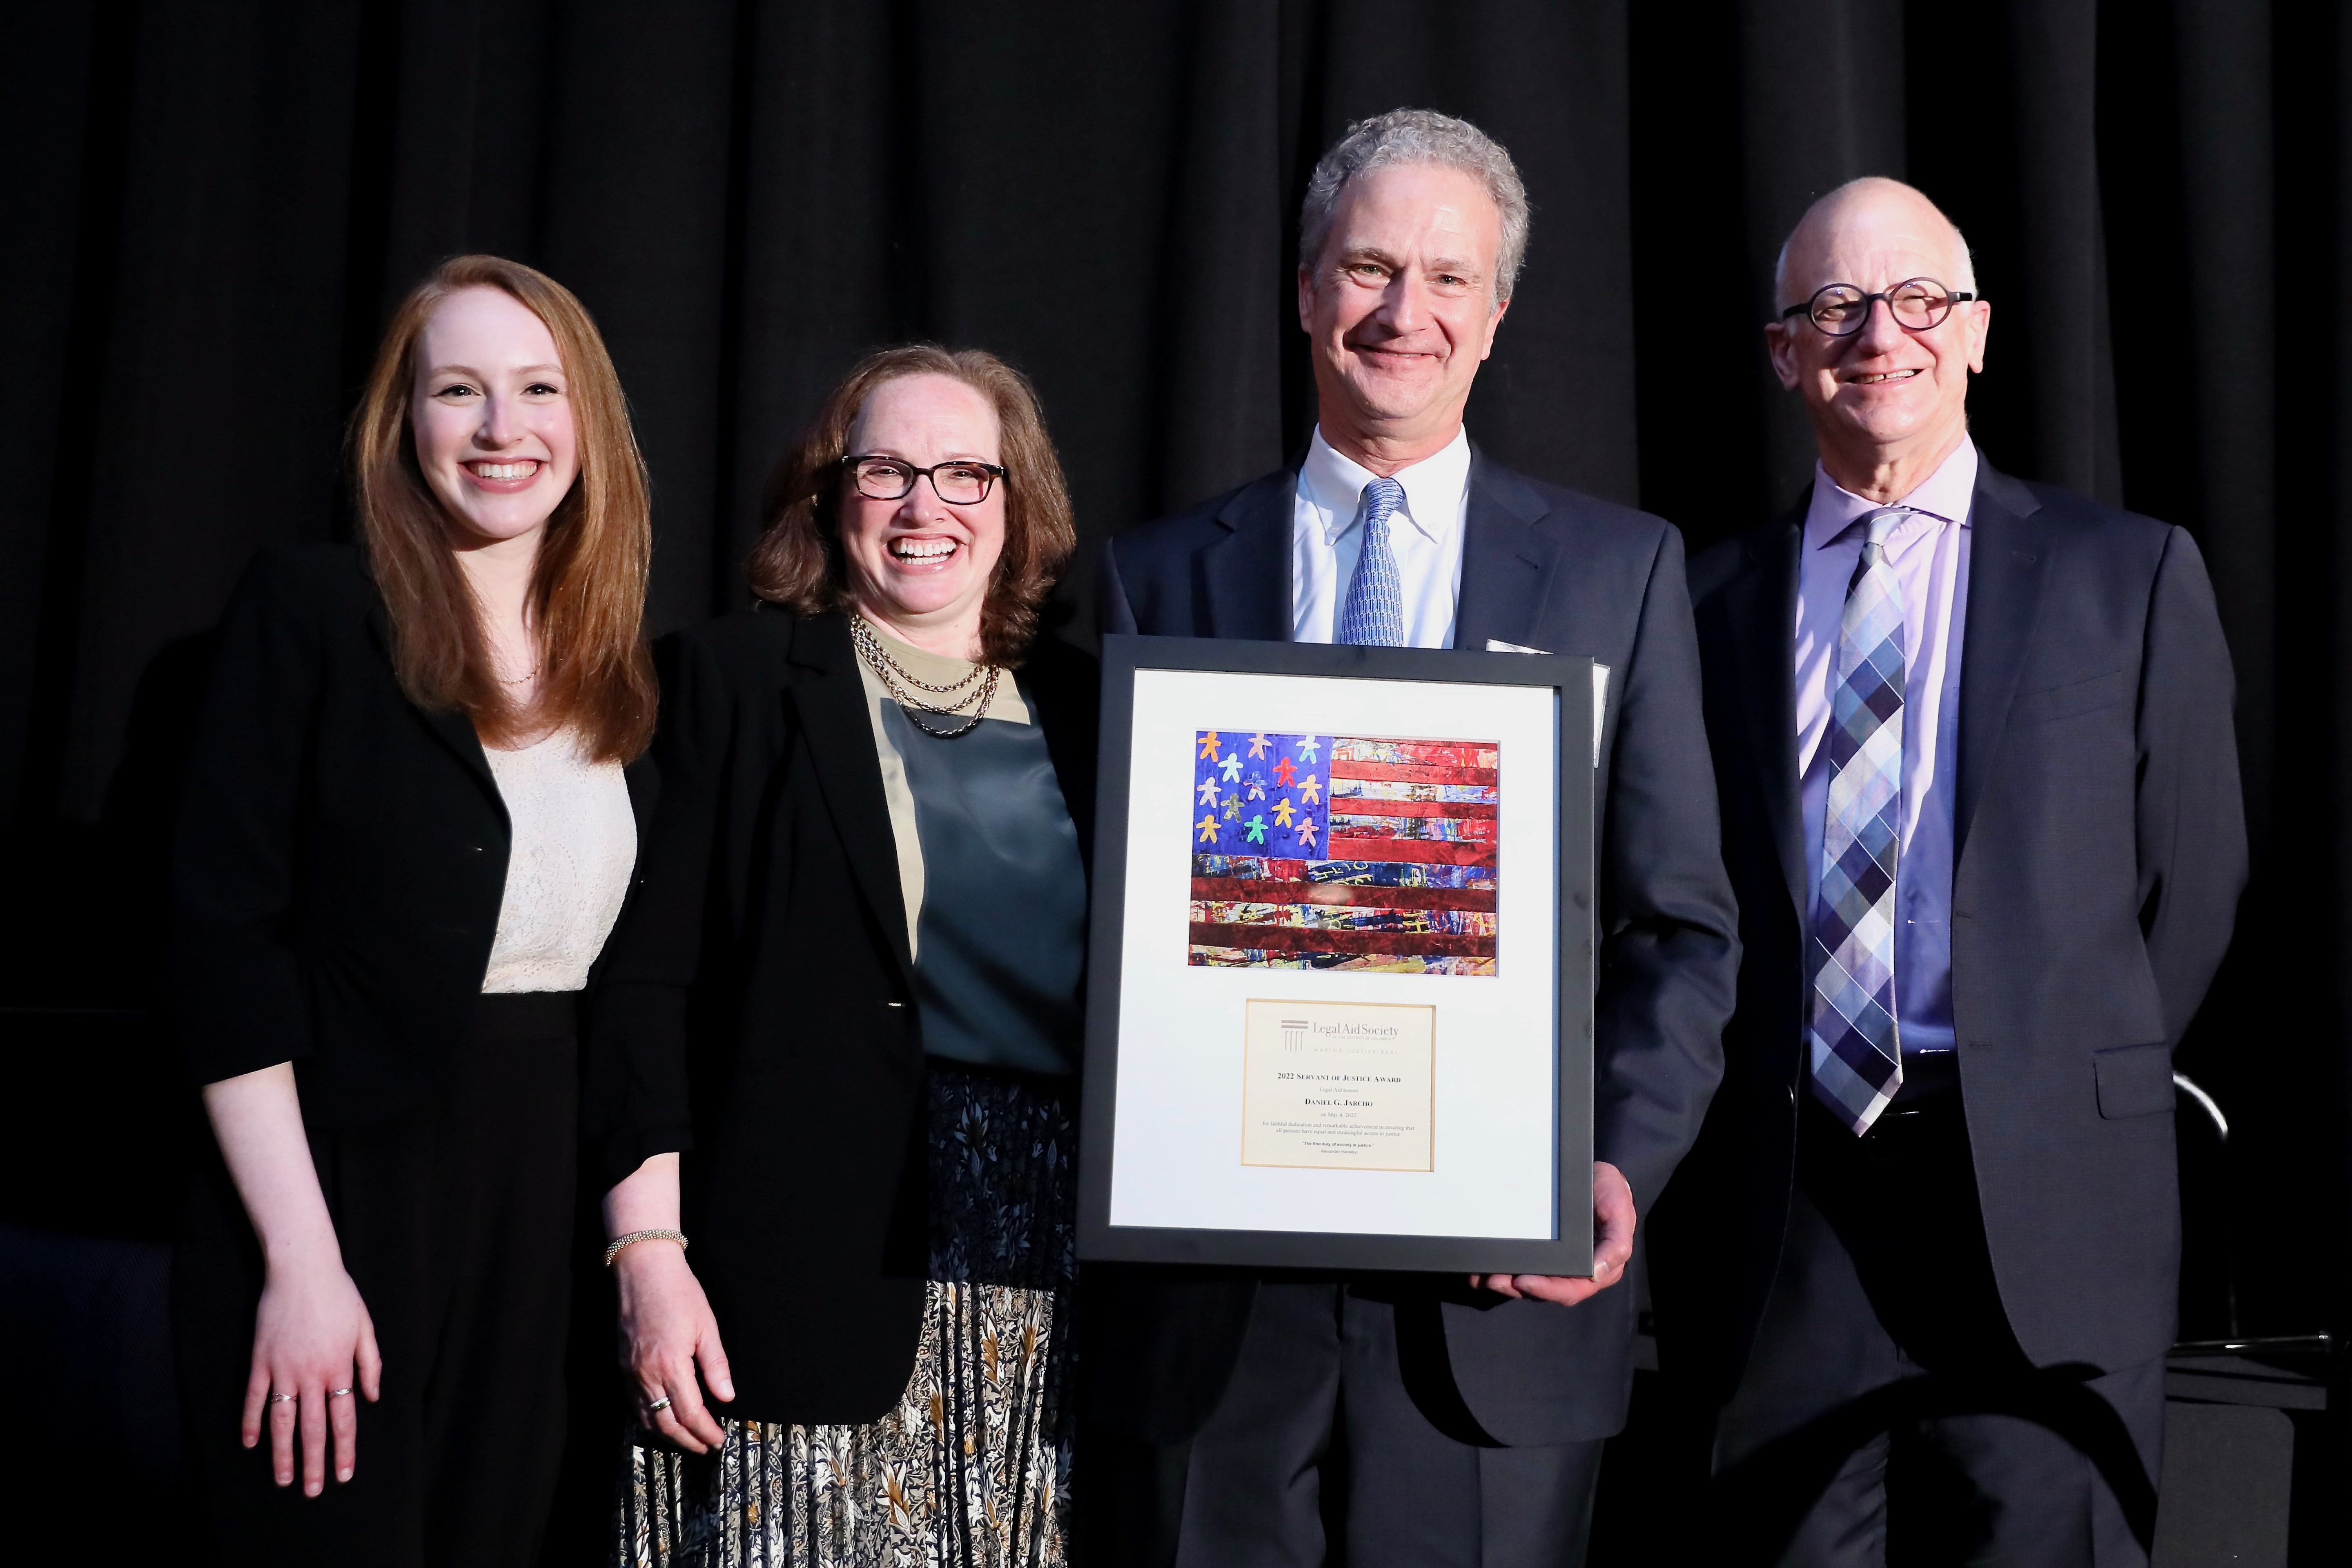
[1810,508,1911,1134]
[1337,477,1408,646]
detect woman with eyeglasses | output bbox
[590,345,1094,1565]
[172,256,657,1565]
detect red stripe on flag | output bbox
[1190,877,1497,911]
[1327,762,1497,786]
[1189,923,1498,958]
[1322,798,1499,820]
[1332,741,1496,767]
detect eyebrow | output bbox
[422,363,566,379]
[854,447,1001,462]
[1334,245,1485,280]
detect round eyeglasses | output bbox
[1777,278,1977,337]
[846,454,1007,506]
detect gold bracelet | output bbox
[604,1228,688,1267]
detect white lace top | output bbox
[480,729,637,993]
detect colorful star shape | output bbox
[1196,777,1221,807]
[1244,814,1268,845]
[1247,733,1271,758]
[1198,732,1221,760]
[1298,774,1321,805]
[1272,797,1296,828]
[1295,736,1321,763]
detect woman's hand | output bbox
[202,1062,380,1495]
[614,1241,734,1452]
[604,1153,733,1452]
[243,1248,383,1493]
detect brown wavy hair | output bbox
[746,345,1076,667]
[349,254,656,761]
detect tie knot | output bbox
[1863,506,1911,548]
[1360,476,1406,531]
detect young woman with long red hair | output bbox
[172,255,656,1566]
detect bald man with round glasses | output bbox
[1661,177,2246,1565]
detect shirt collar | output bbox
[1300,424,1473,547]
[1804,435,1979,555]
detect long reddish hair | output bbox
[349,255,655,761]
[745,345,1076,667]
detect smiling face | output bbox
[1766,179,1990,490]
[1298,162,1509,470]
[409,286,579,552]
[838,372,1007,658]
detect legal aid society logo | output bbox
[1287,1018,1403,1047]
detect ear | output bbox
[1478,294,1511,361]
[1764,321,1803,391]
[1296,264,1317,334]
[1962,298,1991,374]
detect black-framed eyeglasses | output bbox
[1777,278,1978,336]
[845,454,1008,505]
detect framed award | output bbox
[1077,635,1599,1276]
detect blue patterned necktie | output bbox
[1811,508,1911,1134]
[1336,477,1408,646]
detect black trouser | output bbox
[1114,1280,1604,1568]
[175,992,581,1568]
[1712,1092,2165,1567]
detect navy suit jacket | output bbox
[1087,446,1740,1447]
[1657,462,2247,1395]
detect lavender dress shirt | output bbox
[1795,437,1978,1060]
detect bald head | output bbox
[1773,177,1974,312]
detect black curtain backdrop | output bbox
[3,0,2345,1374]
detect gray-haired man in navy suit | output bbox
[1084,108,1741,1568]
[1659,177,2246,1566]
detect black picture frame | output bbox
[1078,634,1597,1275]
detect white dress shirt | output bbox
[1795,437,1977,1058]
[1291,425,1472,647]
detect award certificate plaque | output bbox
[1078,635,1598,1275]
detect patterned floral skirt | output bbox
[615,1065,1078,1568]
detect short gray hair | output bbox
[1298,109,1530,305]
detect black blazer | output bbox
[1089,448,1741,1448]
[172,544,655,1124]
[583,609,1099,1423]
[1656,462,2247,1396]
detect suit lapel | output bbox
[787,613,915,975]
[1954,467,2049,859]
[1451,448,1561,650]
[1728,512,1806,918]
[1199,470,1297,640]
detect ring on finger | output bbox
[646,1396,672,1415]
[268,1392,298,1404]
[329,1387,354,1399]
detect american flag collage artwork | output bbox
[1189,730,1500,976]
